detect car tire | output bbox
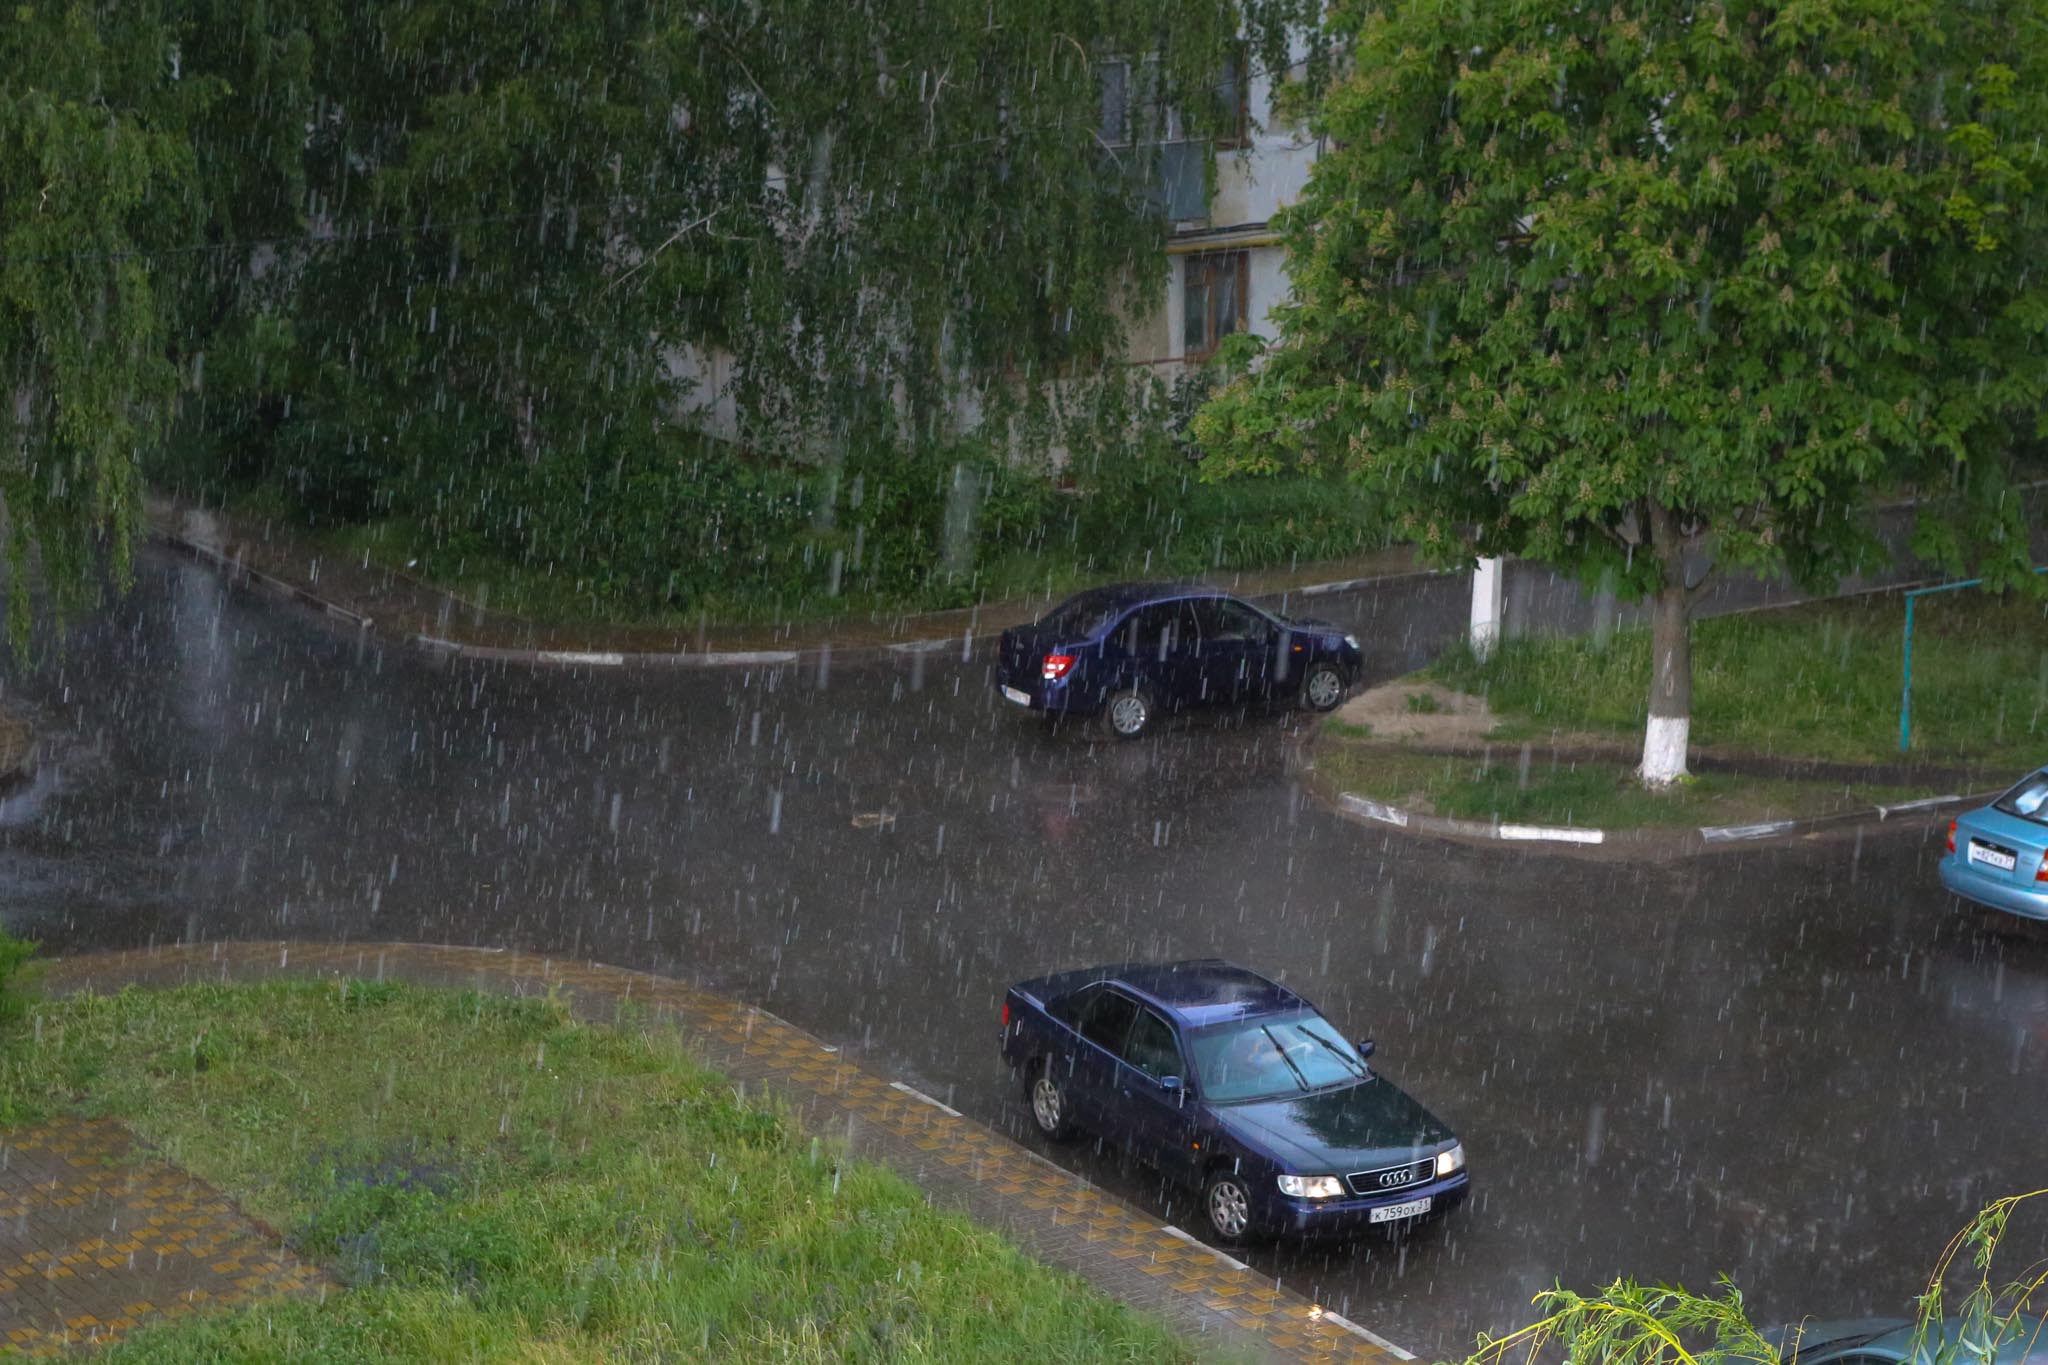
[1202,1169,1259,1244]
[1099,686,1156,740]
[1027,1059,1077,1141]
[1300,662,1347,713]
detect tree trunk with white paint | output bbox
[1640,582,1691,786]
[1639,502,1693,787]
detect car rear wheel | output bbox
[1301,662,1346,713]
[1100,687,1155,740]
[1028,1060,1076,1141]
[1203,1170,1258,1244]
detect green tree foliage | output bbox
[1454,1191,2048,1365]
[167,0,1328,581]
[0,2,204,642]
[1197,0,2048,783]
[10,0,1342,629]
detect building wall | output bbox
[1129,37,1320,374]
[666,35,1320,451]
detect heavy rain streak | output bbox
[4,0,2048,1359]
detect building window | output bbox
[1213,48,1250,148]
[1182,251,1247,359]
[1098,59,1131,145]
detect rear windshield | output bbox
[1037,592,1126,641]
[1995,772,2048,825]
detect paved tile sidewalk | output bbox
[0,1117,328,1357]
[38,941,1412,1364]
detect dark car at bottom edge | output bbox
[995,582,1364,738]
[1000,959,1468,1243]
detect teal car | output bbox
[1940,768,2048,922]
[1770,1315,2048,1365]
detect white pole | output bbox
[1469,556,1505,659]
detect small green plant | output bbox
[0,927,38,1025]
[1404,691,1442,715]
[1323,718,1374,740]
[1452,1191,2048,1365]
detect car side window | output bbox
[1118,604,1184,660]
[1050,984,1100,1029]
[1078,990,1140,1054]
[1120,1009,1185,1081]
[1192,598,1269,643]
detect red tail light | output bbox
[1001,1000,1010,1029]
[1042,653,1076,681]
[2036,854,2048,884]
[1946,819,1957,854]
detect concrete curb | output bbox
[1329,786,1994,857]
[150,521,1437,672]
[153,532,375,632]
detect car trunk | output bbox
[997,624,1060,696]
[1956,807,2048,887]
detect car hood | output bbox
[1282,615,1345,635]
[1209,1076,1455,1172]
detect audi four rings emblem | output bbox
[1377,1168,1417,1188]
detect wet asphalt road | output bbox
[11,550,2048,1357]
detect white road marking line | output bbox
[688,649,798,665]
[1498,823,1605,844]
[535,650,626,666]
[1339,794,1411,828]
[888,1081,962,1117]
[1699,820,1796,842]
[1877,794,1962,816]
[1320,1310,1416,1360]
[1161,1225,1250,1272]
[886,638,956,654]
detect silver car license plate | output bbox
[1969,841,2018,872]
[1001,685,1030,707]
[1369,1196,1431,1224]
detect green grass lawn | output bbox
[0,982,1196,1363]
[312,515,1133,630]
[1313,740,1923,829]
[1429,589,2048,770]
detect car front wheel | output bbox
[1203,1170,1258,1244]
[1301,662,1346,713]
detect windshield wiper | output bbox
[1260,1025,1314,1092]
[1296,1024,1369,1079]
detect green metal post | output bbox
[1899,594,1915,753]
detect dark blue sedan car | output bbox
[1000,960,1467,1243]
[995,583,1364,738]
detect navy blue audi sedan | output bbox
[995,583,1363,738]
[1000,960,1467,1243]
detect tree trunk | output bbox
[1640,583,1691,785]
[1639,502,1693,787]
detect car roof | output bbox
[1057,581,1233,613]
[1102,959,1309,1028]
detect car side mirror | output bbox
[1356,1039,1376,1060]
[1158,1075,1185,1102]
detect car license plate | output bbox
[1969,841,2018,872]
[1369,1197,1431,1224]
[1001,685,1030,707]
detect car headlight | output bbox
[1343,633,1361,650]
[1435,1143,1466,1178]
[1277,1174,1347,1199]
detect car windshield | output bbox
[1036,591,1126,641]
[1994,772,2048,825]
[1189,1010,1373,1102]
